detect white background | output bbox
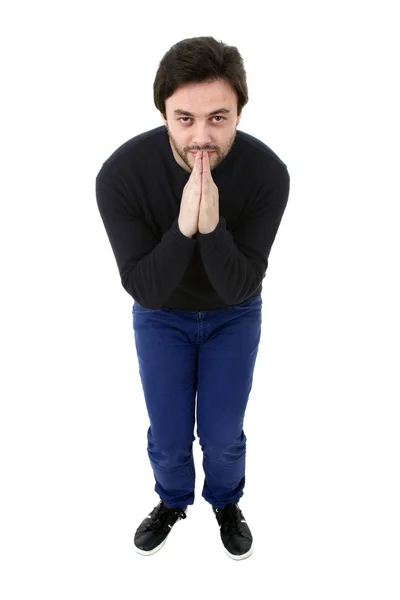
[1,1,399,598]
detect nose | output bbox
[190,123,214,150]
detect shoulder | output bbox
[95,126,166,187]
[234,129,289,184]
[235,130,287,168]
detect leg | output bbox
[196,296,262,508]
[133,303,198,508]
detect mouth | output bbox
[189,151,215,156]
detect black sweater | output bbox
[95,126,290,311]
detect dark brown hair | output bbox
[153,36,249,120]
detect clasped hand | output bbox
[198,150,219,234]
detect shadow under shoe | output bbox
[134,500,188,556]
[213,502,253,560]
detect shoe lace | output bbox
[148,502,187,532]
[216,503,243,536]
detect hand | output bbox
[178,151,202,238]
[198,150,220,234]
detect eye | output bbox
[178,116,226,124]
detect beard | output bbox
[165,125,237,172]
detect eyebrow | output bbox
[173,108,231,117]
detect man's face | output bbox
[162,79,241,173]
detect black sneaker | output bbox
[213,502,254,560]
[133,500,188,555]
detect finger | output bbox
[198,151,204,175]
[202,152,209,181]
[192,151,201,177]
[204,151,211,177]
[195,151,203,183]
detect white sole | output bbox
[134,537,168,556]
[224,542,254,560]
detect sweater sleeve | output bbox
[196,166,290,305]
[95,177,197,309]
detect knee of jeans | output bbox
[199,431,247,458]
[148,440,194,467]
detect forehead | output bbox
[166,79,236,113]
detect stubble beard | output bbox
[166,125,237,172]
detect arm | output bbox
[196,166,290,305]
[95,178,197,309]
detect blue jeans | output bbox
[132,295,262,509]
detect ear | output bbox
[160,111,167,127]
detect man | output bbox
[95,36,290,561]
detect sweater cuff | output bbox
[197,216,227,245]
[169,217,197,246]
